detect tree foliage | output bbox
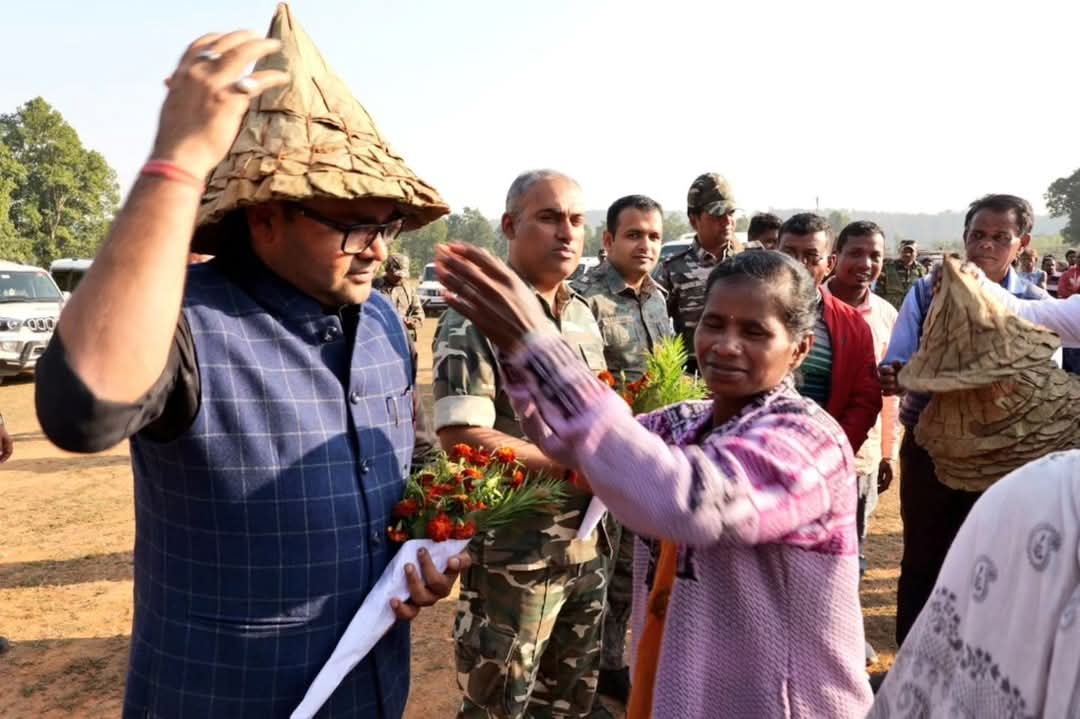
[662,211,691,242]
[1046,168,1080,245]
[583,223,604,258]
[0,141,27,262]
[394,217,448,273]
[394,207,505,276]
[447,206,504,259]
[0,97,120,266]
[827,209,852,234]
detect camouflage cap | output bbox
[899,239,917,248]
[385,253,410,272]
[687,173,737,216]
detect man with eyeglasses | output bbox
[777,213,881,456]
[34,9,468,718]
[655,173,742,374]
[877,194,1048,646]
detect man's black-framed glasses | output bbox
[291,204,405,254]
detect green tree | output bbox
[394,217,448,273]
[0,140,28,262]
[0,97,119,266]
[662,211,691,242]
[583,223,604,258]
[827,209,852,233]
[1046,168,1080,245]
[447,207,498,253]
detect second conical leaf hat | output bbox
[193,3,449,252]
[900,259,1080,491]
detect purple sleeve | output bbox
[502,332,841,548]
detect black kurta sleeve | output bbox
[35,315,201,453]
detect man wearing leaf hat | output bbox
[878,193,1049,645]
[35,6,467,718]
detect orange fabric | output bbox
[627,541,679,719]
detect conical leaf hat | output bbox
[193,3,448,252]
[900,259,1080,491]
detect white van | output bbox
[569,256,601,282]
[49,258,93,295]
[418,262,446,314]
[0,261,65,379]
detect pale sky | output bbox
[4,0,1079,218]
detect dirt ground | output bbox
[0,317,901,717]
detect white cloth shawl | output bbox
[869,450,1080,718]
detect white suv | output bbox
[0,261,65,380]
[418,262,446,314]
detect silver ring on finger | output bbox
[194,49,222,63]
[231,76,259,95]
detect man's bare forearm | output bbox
[437,425,566,477]
[56,176,200,403]
[53,31,289,405]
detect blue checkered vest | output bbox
[126,258,415,718]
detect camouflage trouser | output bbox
[454,555,610,719]
[600,522,633,671]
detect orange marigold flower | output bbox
[467,500,487,512]
[393,499,420,518]
[418,472,437,487]
[386,526,409,543]
[428,483,455,498]
[494,447,516,464]
[566,470,590,492]
[511,470,525,489]
[452,520,477,540]
[449,444,474,462]
[472,450,493,468]
[462,468,484,480]
[597,370,616,387]
[622,392,634,404]
[426,512,454,542]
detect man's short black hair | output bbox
[778,213,834,247]
[963,194,1034,237]
[747,213,783,241]
[835,220,885,255]
[606,194,664,236]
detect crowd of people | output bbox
[26,7,1080,719]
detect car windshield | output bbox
[422,265,438,282]
[0,271,63,302]
[659,243,689,260]
[51,269,89,292]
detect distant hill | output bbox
[767,209,1066,250]
[585,209,1067,251]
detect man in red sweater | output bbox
[1058,251,1080,299]
[778,214,882,456]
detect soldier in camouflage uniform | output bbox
[374,253,425,341]
[433,170,612,719]
[654,173,740,374]
[571,195,673,709]
[874,239,926,310]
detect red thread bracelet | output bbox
[141,160,205,191]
